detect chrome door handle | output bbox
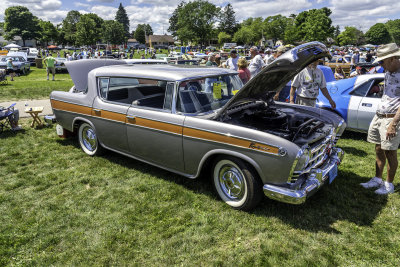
[362,103,372,107]
[126,115,136,120]
[93,108,101,112]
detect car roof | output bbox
[92,64,237,81]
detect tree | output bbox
[218,32,231,44]
[295,8,335,42]
[365,23,392,45]
[38,20,58,47]
[102,20,126,45]
[75,15,97,46]
[61,10,81,45]
[233,26,254,44]
[263,15,289,43]
[3,6,40,46]
[386,19,400,44]
[175,0,220,45]
[83,13,104,44]
[283,17,300,44]
[168,1,185,37]
[134,24,153,44]
[115,3,130,39]
[219,4,237,35]
[337,26,364,46]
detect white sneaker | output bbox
[360,177,383,189]
[375,182,395,195]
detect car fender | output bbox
[195,149,263,180]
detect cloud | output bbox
[89,5,118,20]
[87,0,115,3]
[328,0,400,31]
[74,2,90,8]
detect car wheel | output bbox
[78,123,104,156]
[22,68,26,75]
[212,156,262,211]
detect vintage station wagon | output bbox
[50,42,345,210]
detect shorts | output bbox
[367,114,400,150]
[295,96,316,107]
[6,69,14,74]
[47,67,55,75]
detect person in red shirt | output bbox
[238,57,251,84]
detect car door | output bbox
[126,80,185,172]
[356,77,384,130]
[347,78,383,131]
[91,77,132,153]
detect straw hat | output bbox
[374,43,400,63]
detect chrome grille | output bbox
[289,138,331,183]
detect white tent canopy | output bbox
[4,43,21,49]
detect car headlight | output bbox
[330,127,337,142]
[294,146,310,173]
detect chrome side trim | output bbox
[184,125,284,156]
[126,122,182,137]
[53,108,126,125]
[183,134,279,157]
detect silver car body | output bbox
[50,42,346,206]
[346,73,385,131]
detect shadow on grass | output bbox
[56,138,387,234]
[253,169,387,233]
[341,130,367,141]
[340,145,368,157]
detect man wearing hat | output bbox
[226,50,238,70]
[265,46,285,65]
[361,43,400,194]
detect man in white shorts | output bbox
[361,43,400,194]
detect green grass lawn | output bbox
[0,67,74,102]
[1,123,399,266]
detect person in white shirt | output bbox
[225,50,238,70]
[362,43,400,195]
[290,60,336,108]
[248,46,265,78]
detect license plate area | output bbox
[328,164,338,184]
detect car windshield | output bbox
[177,74,243,114]
[1,57,22,62]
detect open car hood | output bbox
[214,42,331,120]
[66,59,126,92]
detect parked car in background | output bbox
[50,42,345,210]
[0,56,30,75]
[55,57,68,73]
[317,73,385,132]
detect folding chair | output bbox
[0,103,16,133]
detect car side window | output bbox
[366,79,384,98]
[351,80,374,97]
[98,77,170,110]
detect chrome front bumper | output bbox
[263,148,344,205]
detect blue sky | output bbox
[1,0,399,35]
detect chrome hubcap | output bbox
[82,126,97,152]
[219,165,245,200]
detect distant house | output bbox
[145,35,174,48]
[127,38,139,48]
[0,35,36,47]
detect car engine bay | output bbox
[217,94,333,146]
